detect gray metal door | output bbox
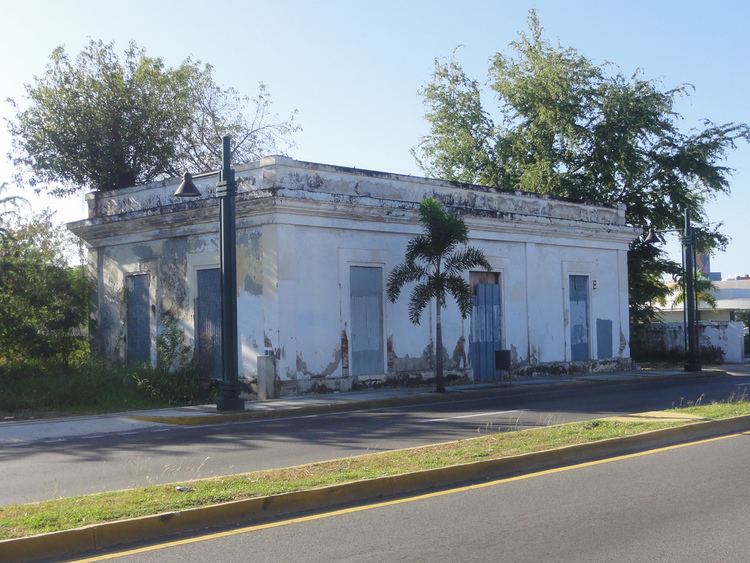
[470,281,502,381]
[350,266,384,376]
[126,274,150,366]
[569,275,590,361]
[196,268,222,380]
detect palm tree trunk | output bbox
[435,303,445,393]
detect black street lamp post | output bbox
[681,210,701,372]
[644,209,702,372]
[175,136,245,411]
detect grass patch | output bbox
[0,418,683,540]
[670,399,750,420]
[0,361,212,419]
[2,401,747,540]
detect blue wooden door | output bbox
[126,274,151,366]
[569,275,590,361]
[196,268,222,380]
[350,266,384,377]
[470,283,502,381]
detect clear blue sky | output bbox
[1,0,748,275]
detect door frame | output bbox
[338,248,389,379]
[125,272,152,366]
[469,270,505,381]
[187,253,221,350]
[564,270,593,362]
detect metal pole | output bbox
[683,209,701,372]
[216,135,244,411]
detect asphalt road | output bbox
[3,373,750,504]
[102,426,750,563]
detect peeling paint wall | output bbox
[70,156,637,394]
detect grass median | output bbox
[2,400,749,540]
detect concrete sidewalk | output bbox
[1,365,737,447]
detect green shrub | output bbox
[0,361,158,415]
[129,313,213,406]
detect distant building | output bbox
[68,157,638,395]
[657,279,750,323]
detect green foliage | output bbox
[132,313,210,406]
[387,198,490,391]
[0,212,89,365]
[414,10,749,324]
[387,198,490,323]
[0,182,28,240]
[156,313,192,373]
[7,39,299,195]
[0,361,161,415]
[0,358,213,416]
[661,275,718,310]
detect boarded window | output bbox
[569,275,590,361]
[196,268,222,380]
[597,318,613,359]
[350,266,384,376]
[126,274,151,366]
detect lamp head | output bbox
[643,228,664,245]
[174,173,201,198]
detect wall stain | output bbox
[160,238,188,311]
[341,329,349,377]
[296,347,341,379]
[237,231,262,295]
[451,336,467,369]
[133,244,155,261]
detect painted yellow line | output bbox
[76,431,749,562]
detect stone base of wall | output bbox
[511,357,632,378]
[245,358,632,398]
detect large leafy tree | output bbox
[0,182,28,240]
[413,11,749,324]
[0,211,89,365]
[387,198,490,392]
[7,40,299,195]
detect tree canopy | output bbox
[413,11,749,323]
[7,39,300,195]
[0,210,88,365]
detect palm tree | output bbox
[658,274,718,314]
[387,197,491,392]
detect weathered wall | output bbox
[634,321,745,364]
[268,207,632,392]
[70,156,638,394]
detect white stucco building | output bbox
[68,157,638,395]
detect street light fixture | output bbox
[644,209,701,372]
[175,135,244,411]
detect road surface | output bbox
[96,427,750,562]
[3,373,749,504]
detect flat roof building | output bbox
[69,157,638,395]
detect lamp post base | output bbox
[217,382,245,412]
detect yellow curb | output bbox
[604,410,707,423]
[628,411,705,419]
[3,413,750,563]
